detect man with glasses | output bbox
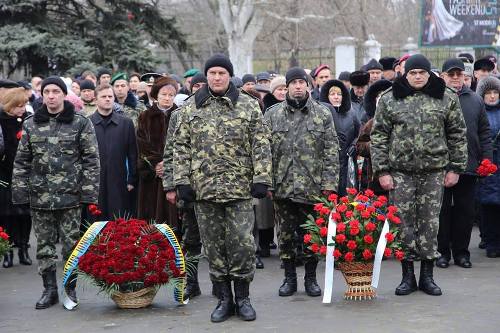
[436,58,492,269]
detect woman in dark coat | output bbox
[476,76,500,258]
[0,87,32,267]
[137,76,179,231]
[319,79,360,196]
[356,79,393,194]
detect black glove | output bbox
[250,183,268,199]
[177,185,196,203]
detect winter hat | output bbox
[255,84,271,93]
[170,74,183,85]
[349,71,370,86]
[97,67,112,79]
[458,53,474,64]
[231,77,243,88]
[338,71,351,81]
[0,79,20,89]
[65,91,83,112]
[41,76,68,95]
[80,79,96,91]
[476,76,500,99]
[150,76,178,99]
[365,59,383,71]
[242,74,256,84]
[442,58,465,73]
[190,73,207,87]
[270,76,286,93]
[379,57,397,71]
[404,54,432,73]
[204,54,234,77]
[256,72,271,82]
[285,67,308,86]
[474,57,495,71]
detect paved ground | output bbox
[1,227,499,333]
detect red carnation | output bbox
[88,204,98,213]
[361,210,371,219]
[320,227,328,237]
[333,212,342,222]
[320,245,327,255]
[378,195,388,203]
[387,205,398,214]
[311,243,320,253]
[333,249,342,259]
[314,203,324,212]
[362,249,373,260]
[363,235,374,244]
[349,227,360,236]
[357,195,369,202]
[344,252,354,262]
[345,210,353,218]
[336,223,346,233]
[377,214,386,222]
[340,196,349,203]
[364,189,374,197]
[320,207,331,216]
[315,217,325,226]
[373,201,382,208]
[337,204,348,213]
[384,248,392,257]
[347,188,358,195]
[0,232,9,240]
[328,193,338,202]
[365,222,376,232]
[349,219,360,228]
[304,234,312,244]
[347,240,357,250]
[385,232,395,243]
[16,130,23,140]
[335,233,346,244]
[355,204,366,212]
[395,250,404,261]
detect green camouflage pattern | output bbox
[390,171,445,261]
[264,98,340,203]
[162,108,181,191]
[122,103,146,128]
[194,199,255,282]
[12,114,100,210]
[371,88,467,176]
[274,199,315,260]
[181,206,201,258]
[173,93,272,203]
[82,102,96,117]
[32,207,81,274]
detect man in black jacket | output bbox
[437,58,493,269]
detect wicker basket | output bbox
[338,262,376,300]
[111,287,158,309]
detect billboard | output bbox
[420,0,500,47]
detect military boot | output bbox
[279,259,297,296]
[395,260,418,295]
[418,260,442,296]
[18,244,32,266]
[304,260,321,297]
[184,267,201,300]
[36,270,59,309]
[234,280,256,321]
[3,250,13,268]
[210,280,235,323]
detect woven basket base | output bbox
[339,262,377,301]
[111,287,157,309]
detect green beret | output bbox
[183,68,200,78]
[111,72,128,85]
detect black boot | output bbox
[255,254,264,269]
[279,259,297,296]
[234,280,256,321]
[419,260,442,296]
[395,260,418,295]
[184,268,201,300]
[35,270,59,309]
[64,273,78,306]
[3,250,13,268]
[18,244,32,266]
[210,280,235,323]
[304,260,321,297]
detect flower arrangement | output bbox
[477,158,498,177]
[77,218,183,293]
[0,226,11,257]
[302,188,404,263]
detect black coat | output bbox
[320,80,361,196]
[90,111,137,220]
[0,109,29,216]
[457,86,493,175]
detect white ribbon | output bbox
[371,219,390,288]
[322,211,337,304]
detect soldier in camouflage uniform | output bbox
[12,77,100,309]
[173,54,272,323]
[264,67,340,298]
[111,72,147,127]
[371,54,467,296]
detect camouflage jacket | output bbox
[370,76,468,176]
[12,101,100,210]
[264,96,340,203]
[82,101,96,117]
[173,83,272,203]
[163,108,181,192]
[119,92,146,127]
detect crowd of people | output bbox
[0,51,499,322]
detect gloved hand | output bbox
[177,185,196,203]
[251,183,268,199]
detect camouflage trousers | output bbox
[194,199,255,282]
[181,205,201,258]
[274,199,315,261]
[32,207,81,274]
[391,171,445,261]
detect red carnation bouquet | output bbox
[0,226,11,257]
[476,159,498,177]
[302,188,404,263]
[77,218,183,295]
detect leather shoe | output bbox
[255,255,264,269]
[435,256,449,268]
[454,257,472,268]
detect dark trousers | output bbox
[0,215,31,247]
[482,204,500,251]
[438,175,477,260]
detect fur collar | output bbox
[392,72,446,100]
[194,82,239,109]
[363,79,392,118]
[33,101,75,124]
[319,79,351,113]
